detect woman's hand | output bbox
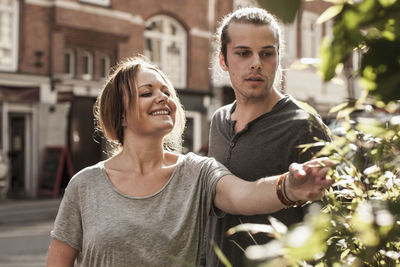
[285,157,334,202]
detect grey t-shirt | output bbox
[204,95,331,267]
[51,152,231,267]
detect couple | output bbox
[46,7,331,267]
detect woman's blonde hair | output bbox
[94,55,186,153]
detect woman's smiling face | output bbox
[123,66,177,138]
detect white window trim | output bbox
[99,53,110,78]
[144,15,187,88]
[82,51,93,80]
[64,49,75,78]
[0,0,19,72]
[79,0,110,7]
[325,20,333,38]
[185,111,202,153]
[301,11,322,59]
[283,18,297,60]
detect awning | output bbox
[0,86,40,102]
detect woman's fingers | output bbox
[288,158,335,201]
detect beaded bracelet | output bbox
[276,172,304,207]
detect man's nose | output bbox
[250,55,262,70]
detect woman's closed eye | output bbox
[140,92,152,97]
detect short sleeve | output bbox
[293,116,331,164]
[50,178,83,252]
[198,156,231,217]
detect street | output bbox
[0,220,53,267]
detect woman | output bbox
[46,55,333,266]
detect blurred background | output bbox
[0,0,360,201]
[0,0,366,265]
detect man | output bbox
[203,7,331,267]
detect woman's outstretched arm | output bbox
[214,157,334,215]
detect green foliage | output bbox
[256,0,302,23]
[318,0,400,103]
[212,241,233,267]
[227,99,400,267]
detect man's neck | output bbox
[232,90,284,133]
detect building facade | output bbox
[0,0,233,198]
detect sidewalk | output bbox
[0,198,61,225]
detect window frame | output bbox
[183,111,202,153]
[64,49,75,78]
[81,51,93,80]
[99,53,111,79]
[144,15,187,89]
[0,0,19,72]
[301,11,322,59]
[283,19,297,59]
[79,0,110,7]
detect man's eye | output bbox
[163,91,171,97]
[262,51,274,57]
[236,51,250,57]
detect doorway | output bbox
[69,97,103,173]
[8,114,26,198]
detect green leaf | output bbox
[245,240,284,261]
[212,242,232,267]
[321,0,346,3]
[343,10,361,30]
[296,100,319,116]
[319,37,337,81]
[329,102,349,114]
[382,30,396,41]
[286,225,329,261]
[256,0,302,23]
[226,223,275,236]
[378,0,397,7]
[340,248,351,260]
[317,4,344,24]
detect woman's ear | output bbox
[219,52,228,71]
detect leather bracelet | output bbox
[276,172,304,207]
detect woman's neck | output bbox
[109,135,167,175]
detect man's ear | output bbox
[219,52,228,71]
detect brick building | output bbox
[0,0,233,198]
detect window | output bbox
[144,15,187,88]
[99,54,110,78]
[82,51,93,80]
[301,11,322,59]
[183,111,201,153]
[64,49,75,77]
[283,20,297,59]
[79,0,110,7]
[0,0,19,71]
